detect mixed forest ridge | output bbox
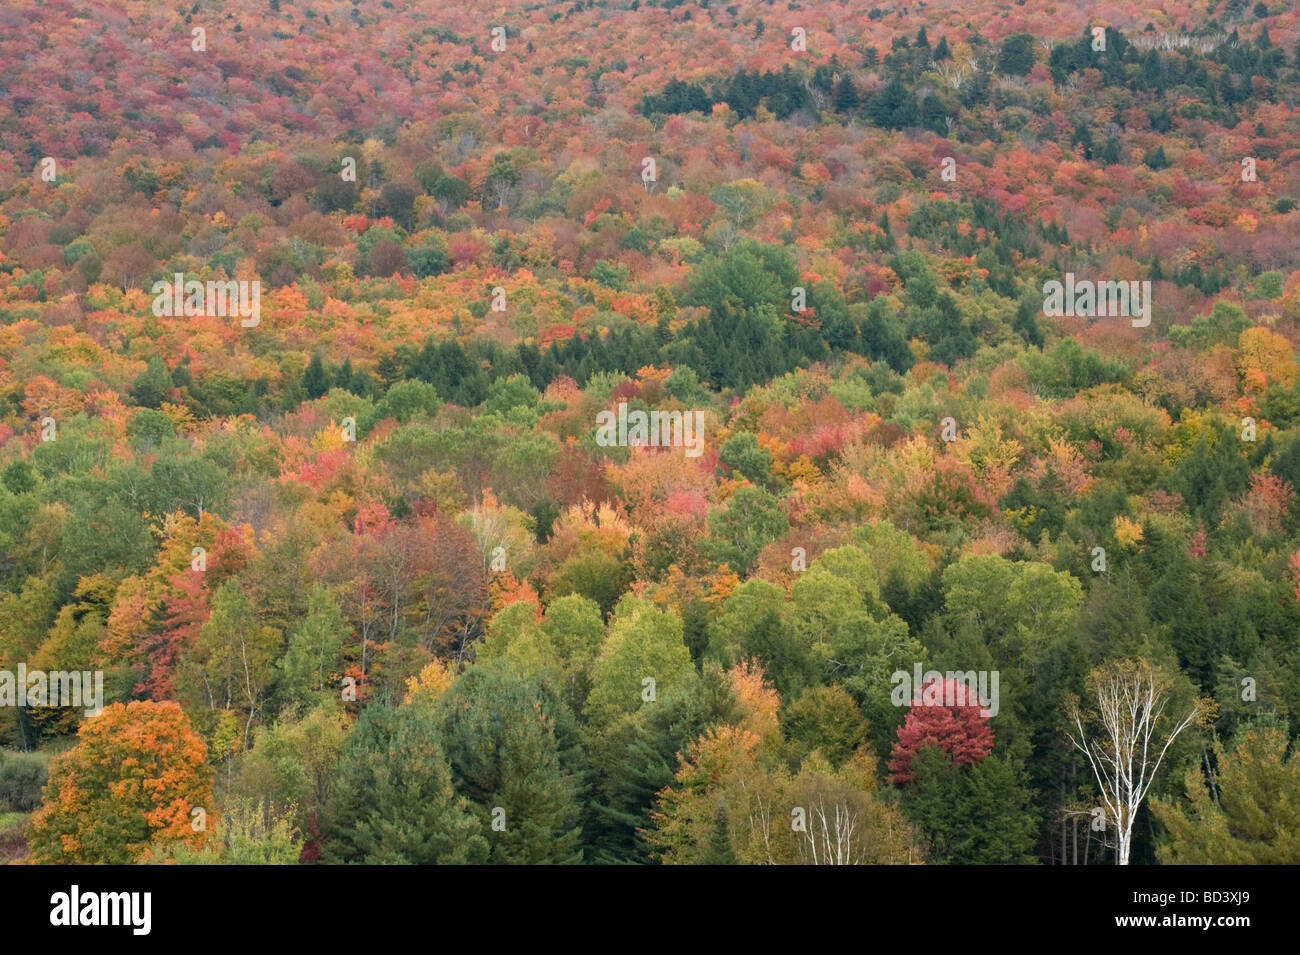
[0,0,1297,867]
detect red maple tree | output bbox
[888,677,995,784]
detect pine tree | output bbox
[130,357,174,409]
[588,665,735,864]
[902,747,1038,863]
[868,78,918,130]
[1153,719,1300,864]
[833,76,860,112]
[335,358,355,394]
[322,704,487,864]
[698,803,737,864]
[996,33,1036,76]
[303,353,330,399]
[437,661,585,864]
[920,93,948,135]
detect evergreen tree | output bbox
[303,353,330,400]
[321,704,487,864]
[1072,122,1094,160]
[1153,718,1300,864]
[130,357,174,409]
[334,358,355,394]
[902,747,1039,863]
[698,803,738,864]
[997,33,1036,76]
[587,665,735,864]
[920,93,949,135]
[437,661,585,864]
[868,78,919,129]
[833,76,860,112]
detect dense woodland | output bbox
[1,0,1299,865]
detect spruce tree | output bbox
[437,662,586,864]
[902,747,1038,863]
[322,704,487,864]
[698,804,738,865]
[833,76,860,112]
[303,353,330,400]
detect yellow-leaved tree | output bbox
[26,700,214,864]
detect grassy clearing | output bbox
[0,811,28,864]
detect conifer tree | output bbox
[1153,719,1300,864]
[437,662,585,864]
[322,704,486,864]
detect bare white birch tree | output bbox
[1067,659,1210,865]
[799,794,862,865]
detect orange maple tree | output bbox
[26,700,215,864]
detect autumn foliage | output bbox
[26,701,214,864]
[0,0,1298,868]
[887,678,996,784]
